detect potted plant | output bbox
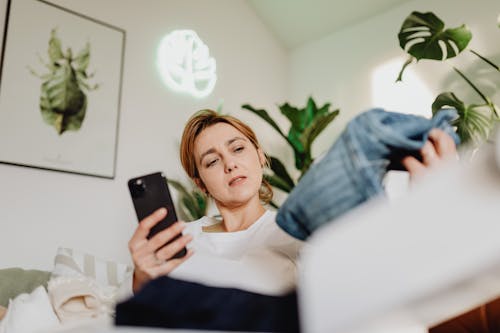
[242,97,339,205]
[396,11,500,146]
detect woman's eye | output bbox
[206,159,218,167]
[234,146,244,153]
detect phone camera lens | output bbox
[131,179,146,198]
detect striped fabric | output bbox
[51,247,133,288]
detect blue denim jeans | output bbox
[276,108,460,240]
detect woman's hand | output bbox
[128,207,194,293]
[402,129,458,180]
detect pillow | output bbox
[0,268,51,307]
[51,247,133,288]
[51,247,134,304]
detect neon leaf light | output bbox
[157,30,217,98]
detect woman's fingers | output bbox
[128,207,194,292]
[128,208,167,252]
[147,221,186,253]
[155,234,193,261]
[420,141,440,166]
[401,155,427,179]
[403,129,458,181]
[131,221,189,267]
[428,128,457,159]
[148,249,194,278]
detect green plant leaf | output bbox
[469,50,500,72]
[193,191,207,217]
[397,12,471,79]
[242,97,340,193]
[180,196,197,221]
[398,12,471,60]
[280,98,337,166]
[280,102,308,159]
[168,179,207,221]
[280,102,307,132]
[268,201,279,209]
[313,98,332,117]
[168,179,191,199]
[268,156,295,190]
[263,174,293,193]
[304,97,317,126]
[432,92,493,145]
[241,104,289,142]
[301,109,340,154]
[455,104,493,145]
[431,92,465,115]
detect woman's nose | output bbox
[224,159,237,173]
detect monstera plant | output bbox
[29,29,98,135]
[397,11,500,145]
[242,97,339,197]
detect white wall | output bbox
[0,0,288,269]
[2,0,499,271]
[289,0,500,157]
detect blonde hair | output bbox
[180,109,273,204]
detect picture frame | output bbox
[0,0,125,179]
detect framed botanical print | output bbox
[0,0,125,178]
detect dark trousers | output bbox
[115,276,300,332]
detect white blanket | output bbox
[0,286,60,333]
[0,247,134,333]
[48,276,116,324]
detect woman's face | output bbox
[193,122,265,209]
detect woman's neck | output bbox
[215,198,266,232]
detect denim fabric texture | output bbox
[276,108,460,241]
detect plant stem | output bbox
[453,67,489,104]
[396,56,414,82]
[453,67,499,117]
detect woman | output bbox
[128,109,458,294]
[129,109,303,294]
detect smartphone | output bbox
[128,171,187,259]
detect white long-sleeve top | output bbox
[169,210,303,295]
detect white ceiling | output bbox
[248,0,413,49]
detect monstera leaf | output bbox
[397,11,472,81]
[399,12,471,60]
[432,92,496,145]
[395,10,500,147]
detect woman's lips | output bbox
[229,176,246,186]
